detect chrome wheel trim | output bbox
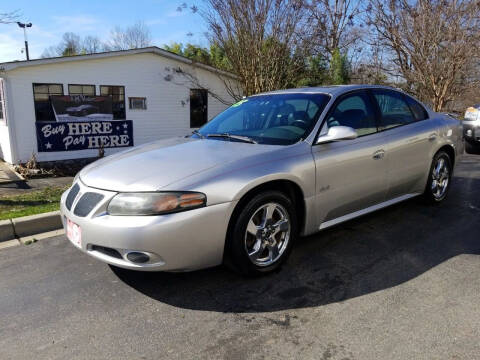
[431,157,450,200]
[244,202,291,267]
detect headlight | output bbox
[107,192,206,216]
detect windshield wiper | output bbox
[206,133,257,144]
[191,130,205,139]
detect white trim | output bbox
[319,193,421,230]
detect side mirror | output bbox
[316,126,358,144]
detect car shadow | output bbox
[111,173,480,313]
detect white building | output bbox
[0,47,238,164]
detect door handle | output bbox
[428,133,437,141]
[372,149,385,160]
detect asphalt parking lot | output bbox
[1,154,479,360]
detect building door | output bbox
[190,89,208,128]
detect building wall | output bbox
[5,53,236,163]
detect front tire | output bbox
[225,191,297,276]
[423,151,452,203]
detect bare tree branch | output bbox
[104,21,152,51]
[0,10,20,24]
[368,0,480,111]
[200,0,310,96]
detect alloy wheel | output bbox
[431,157,450,200]
[244,202,291,267]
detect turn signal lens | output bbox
[179,193,206,208]
[108,192,206,216]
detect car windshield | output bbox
[196,93,330,145]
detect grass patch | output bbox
[0,186,69,220]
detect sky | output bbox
[0,0,208,63]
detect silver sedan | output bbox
[60,85,463,276]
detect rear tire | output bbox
[224,191,297,276]
[423,151,452,204]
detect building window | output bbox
[129,97,147,110]
[100,85,125,119]
[33,83,64,122]
[68,84,95,96]
[190,89,208,128]
[0,79,5,123]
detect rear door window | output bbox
[372,89,416,130]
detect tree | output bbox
[329,48,350,84]
[61,32,82,56]
[41,32,85,57]
[41,21,152,58]
[201,0,310,96]
[105,21,152,51]
[305,0,364,57]
[83,36,103,54]
[295,55,329,87]
[163,42,231,70]
[369,0,480,111]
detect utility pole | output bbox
[17,22,32,61]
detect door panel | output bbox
[383,120,438,199]
[371,89,437,199]
[313,90,389,227]
[312,132,388,225]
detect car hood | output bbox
[79,137,280,192]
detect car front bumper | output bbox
[60,180,237,272]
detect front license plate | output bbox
[66,218,82,248]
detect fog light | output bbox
[466,129,473,137]
[126,252,150,263]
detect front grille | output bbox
[91,245,122,259]
[73,192,104,217]
[65,183,80,210]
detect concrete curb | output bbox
[0,219,15,242]
[1,211,63,243]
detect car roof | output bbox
[255,84,401,97]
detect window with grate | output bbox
[129,97,147,110]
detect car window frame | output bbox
[314,89,381,145]
[369,88,427,132]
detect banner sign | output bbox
[36,120,134,152]
[50,95,113,122]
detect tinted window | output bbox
[326,91,377,136]
[198,93,330,145]
[404,95,428,121]
[373,90,415,129]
